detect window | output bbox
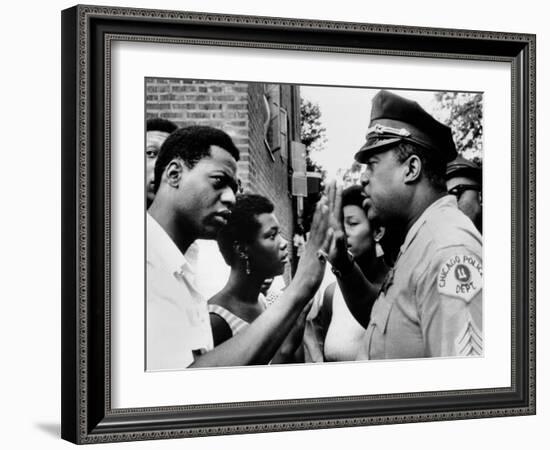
[264,84,289,160]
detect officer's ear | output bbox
[163,158,188,189]
[403,154,422,184]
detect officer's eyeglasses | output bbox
[448,184,482,204]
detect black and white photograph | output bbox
[144,78,484,371]
[58,3,536,445]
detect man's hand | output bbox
[292,196,332,295]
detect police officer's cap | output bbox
[355,90,457,163]
[446,155,482,184]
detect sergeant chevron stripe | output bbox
[455,319,483,356]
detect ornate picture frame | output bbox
[61,4,535,444]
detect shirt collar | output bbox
[399,195,458,256]
[147,213,196,276]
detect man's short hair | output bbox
[146,117,178,134]
[153,125,240,193]
[217,194,274,266]
[392,141,447,192]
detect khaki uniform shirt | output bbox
[356,196,483,360]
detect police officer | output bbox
[446,155,483,233]
[327,90,483,359]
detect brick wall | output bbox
[146,78,249,139]
[146,78,301,277]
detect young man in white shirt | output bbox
[147,125,331,370]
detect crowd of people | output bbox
[145,89,483,371]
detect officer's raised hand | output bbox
[322,181,380,328]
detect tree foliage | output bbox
[341,161,364,188]
[299,98,327,234]
[300,98,327,173]
[434,92,483,162]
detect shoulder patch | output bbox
[437,254,482,302]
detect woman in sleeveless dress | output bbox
[304,185,389,362]
[208,194,310,363]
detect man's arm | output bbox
[334,259,379,329]
[417,247,483,357]
[189,199,331,368]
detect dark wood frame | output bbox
[61,4,536,444]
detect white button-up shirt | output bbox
[146,213,213,371]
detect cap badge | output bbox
[366,124,411,138]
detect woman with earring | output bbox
[208,194,310,363]
[303,185,389,362]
